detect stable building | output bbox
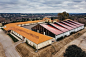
[68,20,84,30]
[65,21,82,31]
[32,20,84,41]
[3,20,84,49]
[49,23,70,37]
[55,22,74,34]
[4,20,53,50]
[61,21,78,32]
[31,24,64,40]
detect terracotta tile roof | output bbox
[4,20,52,44]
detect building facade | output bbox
[4,20,53,50]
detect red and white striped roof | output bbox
[40,24,63,35]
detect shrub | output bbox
[64,45,86,57]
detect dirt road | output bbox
[0,29,20,57]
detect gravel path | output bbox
[0,29,20,57]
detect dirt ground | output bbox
[0,29,20,57]
[0,43,6,57]
[16,28,86,57]
[53,32,86,57]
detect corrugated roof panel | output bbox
[68,20,84,26]
[62,21,77,28]
[40,24,63,35]
[66,21,81,27]
[57,22,73,30]
[50,23,69,32]
[67,20,82,26]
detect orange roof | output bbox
[4,20,52,44]
[11,20,44,25]
[64,19,73,21]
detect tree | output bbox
[64,45,86,57]
[58,11,69,20]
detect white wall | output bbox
[74,28,78,32]
[55,33,64,40]
[11,30,52,49]
[11,30,23,39]
[81,26,84,29]
[10,32,21,41]
[69,29,75,33]
[63,31,70,36]
[18,24,21,26]
[26,38,52,49]
[37,40,52,49]
[25,23,30,25]
[77,27,81,31]
[38,22,44,24]
[26,39,38,49]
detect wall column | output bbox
[37,30,39,33]
[44,32,45,35]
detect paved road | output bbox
[0,29,20,57]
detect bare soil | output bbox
[0,43,6,57]
[53,31,86,57]
[16,29,86,57]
